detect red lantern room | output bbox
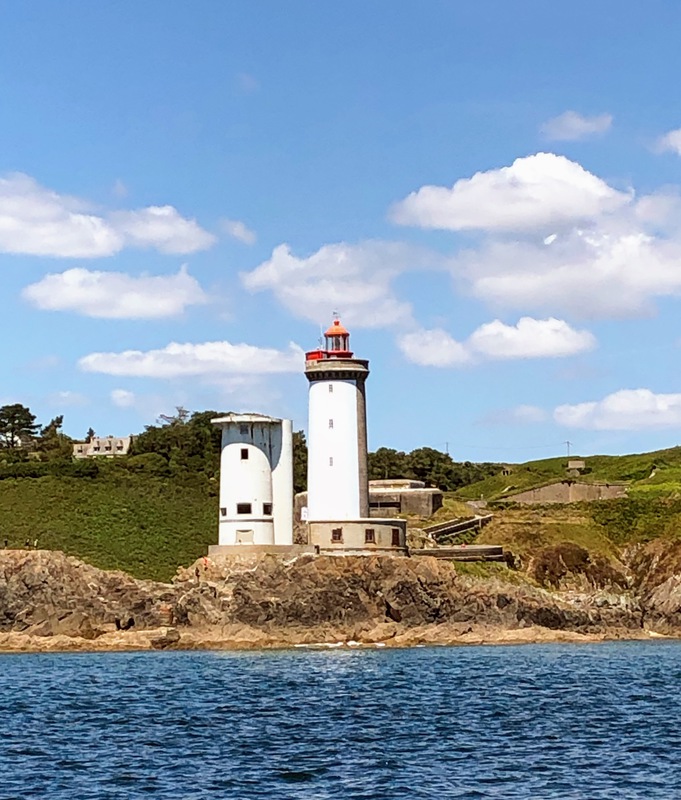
[305,317,354,361]
[324,318,352,356]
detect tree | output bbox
[293,430,307,493]
[132,409,224,477]
[85,427,95,442]
[0,404,39,449]
[368,447,408,481]
[36,415,73,460]
[406,447,455,489]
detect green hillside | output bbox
[0,472,216,581]
[455,446,681,502]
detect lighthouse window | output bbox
[239,424,249,435]
[220,507,227,517]
[329,457,334,467]
[240,448,249,460]
[331,528,343,543]
[328,385,333,393]
[328,419,334,429]
[365,528,376,544]
[391,528,401,547]
[263,503,272,515]
[237,503,252,514]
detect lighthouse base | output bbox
[306,518,408,555]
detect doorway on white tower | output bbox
[236,530,254,544]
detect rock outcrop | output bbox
[0,549,174,638]
[0,547,662,652]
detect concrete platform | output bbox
[410,545,504,562]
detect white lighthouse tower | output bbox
[304,317,406,554]
[210,413,293,547]
[305,317,369,521]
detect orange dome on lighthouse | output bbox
[324,318,350,337]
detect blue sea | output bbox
[1,641,680,799]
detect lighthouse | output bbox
[303,317,406,554]
[305,317,370,521]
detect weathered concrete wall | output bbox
[509,481,627,505]
[369,488,443,518]
[308,519,408,554]
[298,487,443,521]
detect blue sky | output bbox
[3,1,681,461]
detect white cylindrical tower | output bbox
[211,413,293,546]
[272,418,294,545]
[305,318,369,521]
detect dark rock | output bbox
[0,547,677,643]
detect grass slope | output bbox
[0,474,216,581]
[455,446,681,501]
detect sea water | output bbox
[0,641,680,798]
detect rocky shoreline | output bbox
[1,547,680,654]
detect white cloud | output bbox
[242,241,423,328]
[110,206,216,255]
[467,317,596,359]
[540,111,613,141]
[655,128,681,156]
[457,226,681,318]
[233,154,681,343]
[0,173,122,257]
[398,317,594,367]
[23,265,207,319]
[555,389,681,430]
[397,328,471,367]
[390,153,630,232]
[220,218,256,245]
[79,340,304,379]
[633,190,681,228]
[111,389,136,408]
[415,155,681,319]
[0,172,214,258]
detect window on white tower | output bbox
[328,385,333,393]
[329,457,334,467]
[237,503,252,514]
[328,419,333,429]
